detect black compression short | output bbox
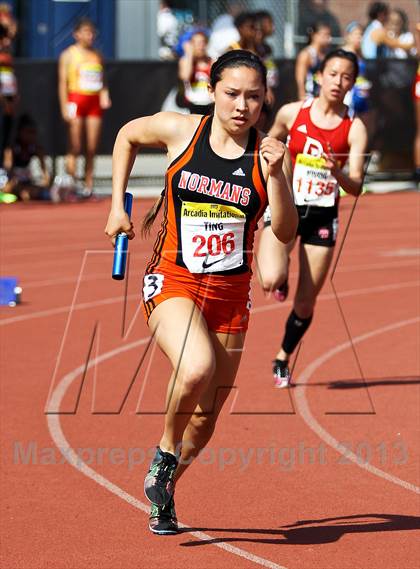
[263,204,338,248]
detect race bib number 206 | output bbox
[180,201,245,273]
[293,153,338,207]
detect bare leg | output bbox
[276,242,334,360]
[175,330,245,482]
[256,225,295,294]
[148,297,217,456]
[66,117,83,178]
[85,116,102,191]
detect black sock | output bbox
[273,358,289,370]
[281,309,313,355]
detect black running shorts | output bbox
[263,204,338,248]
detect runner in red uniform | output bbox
[178,31,213,115]
[258,49,368,388]
[58,18,111,194]
[105,50,297,535]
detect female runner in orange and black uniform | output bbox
[105,50,298,535]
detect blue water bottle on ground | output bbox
[112,192,133,280]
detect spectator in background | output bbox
[229,12,258,54]
[2,114,50,201]
[58,18,111,196]
[157,0,179,61]
[0,3,16,41]
[228,11,277,119]
[174,25,210,59]
[342,22,375,149]
[385,9,416,59]
[255,10,275,53]
[295,23,331,100]
[0,10,17,170]
[255,10,279,104]
[342,21,364,59]
[361,2,413,59]
[178,31,213,115]
[298,0,341,42]
[207,2,241,59]
[211,1,242,33]
[342,22,372,116]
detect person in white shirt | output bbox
[385,8,416,59]
[157,0,179,60]
[207,3,241,59]
[361,2,413,59]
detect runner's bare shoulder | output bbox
[277,101,302,129]
[269,101,301,139]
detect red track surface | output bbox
[1,192,419,569]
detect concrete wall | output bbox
[116,0,159,60]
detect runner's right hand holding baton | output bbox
[112,192,133,280]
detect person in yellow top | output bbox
[58,18,111,195]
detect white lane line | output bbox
[4,224,416,253]
[3,240,114,257]
[47,339,287,569]
[35,273,418,564]
[46,315,419,569]
[335,259,419,273]
[382,248,420,257]
[2,279,418,327]
[252,280,419,315]
[18,259,419,291]
[0,294,139,326]
[294,317,420,495]
[20,254,149,289]
[1,249,147,271]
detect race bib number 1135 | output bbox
[293,153,337,207]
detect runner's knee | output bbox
[260,268,288,293]
[177,359,215,394]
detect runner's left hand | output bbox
[322,146,340,176]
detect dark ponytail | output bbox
[141,191,164,237]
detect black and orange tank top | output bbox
[146,114,268,277]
